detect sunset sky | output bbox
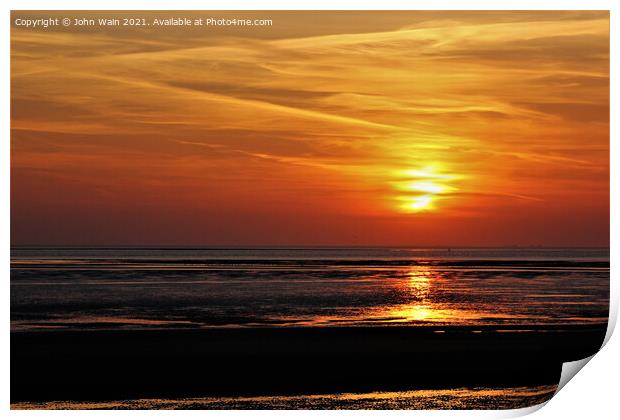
[11,11,609,246]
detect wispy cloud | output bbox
[11,11,609,245]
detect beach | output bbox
[11,324,606,408]
[10,247,609,409]
[12,386,559,410]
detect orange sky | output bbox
[11,11,609,246]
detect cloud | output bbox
[11,11,609,245]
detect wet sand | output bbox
[13,385,558,410]
[11,323,606,407]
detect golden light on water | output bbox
[382,266,438,321]
[374,266,507,323]
[393,165,460,213]
[401,267,434,320]
[406,267,433,300]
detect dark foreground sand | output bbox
[11,324,606,408]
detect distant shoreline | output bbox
[10,245,612,250]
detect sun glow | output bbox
[406,181,445,194]
[394,165,460,213]
[400,195,434,211]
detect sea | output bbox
[11,247,609,331]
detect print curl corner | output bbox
[554,307,617,398]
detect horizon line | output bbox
[10,244,611,249]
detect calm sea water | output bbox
[11,247,609,331]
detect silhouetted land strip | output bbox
[11,324,606,403]
[11,259,610,268]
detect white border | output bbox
[2,1,617,419]
[0,0,616,10]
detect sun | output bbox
[400,195,434,211]
[392,165,459,213]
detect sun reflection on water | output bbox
[371,266,500,324]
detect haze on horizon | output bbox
[11,11,610,247]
